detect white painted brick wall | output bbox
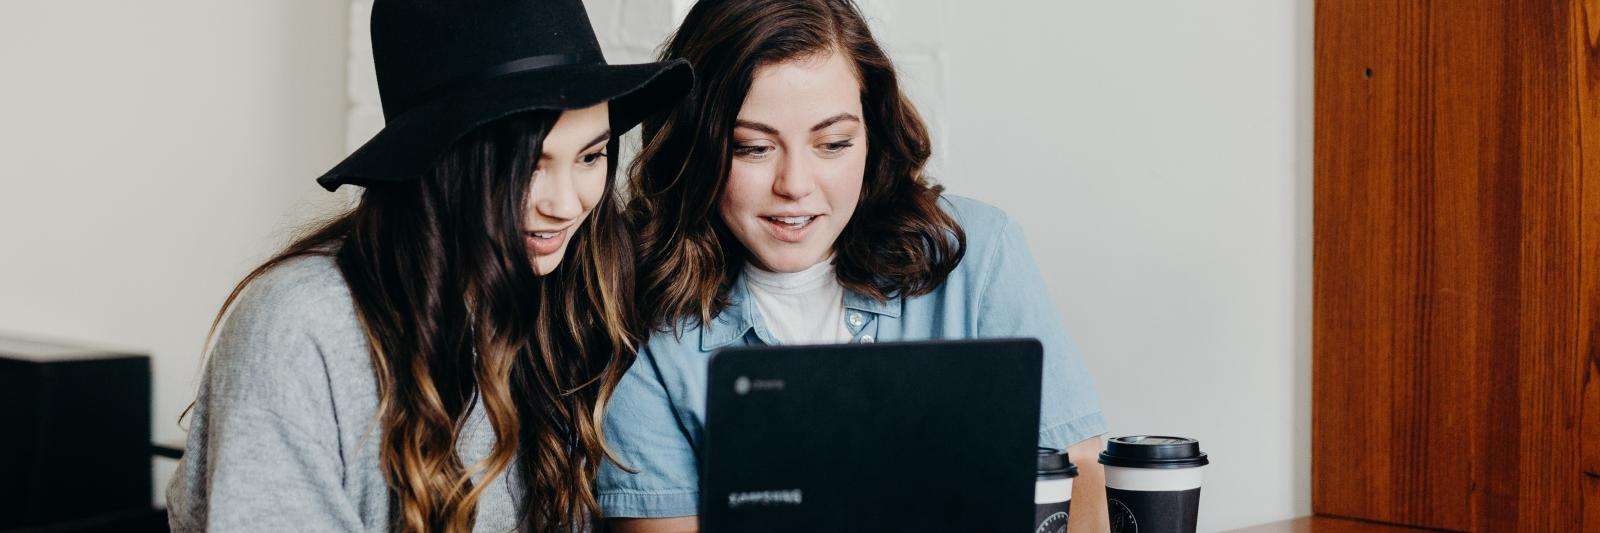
[344,0,948,173]
[346,1,381,155]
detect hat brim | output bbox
[318,58,692,191]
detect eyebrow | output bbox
[809,113,861,132]
[540,130,611,160]
[734,113,862,136]
[735,120,779,135]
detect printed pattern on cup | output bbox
[1107,487,1200,533]
[1034,500,1071,533]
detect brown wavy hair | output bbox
[627,0,965,329]
[199,111,637,532]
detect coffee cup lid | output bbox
[1037,447,1078,479]
[1097,435,1209,469]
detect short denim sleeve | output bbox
[596,345,700,518]
[973,213,1108,449]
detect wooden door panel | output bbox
[1313,1,1594,530]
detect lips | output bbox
[524,227,567,255]
[760,214,820,243]
[765,215,817,226]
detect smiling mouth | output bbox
[524,227,568,255]
[764,215,818,229]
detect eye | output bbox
[579,151,608,167]
[820,140,854,154]
[733,144,774,159]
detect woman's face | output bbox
[524,102,610,276]
[720,51,867,273]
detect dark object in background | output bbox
[0,334,157,531]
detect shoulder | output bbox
[208,255,365,386]
[228,252,353,316]
[935,194,1024,272]
[936,194,1014,235]
[222,255,355,341]
[642,316,712,358]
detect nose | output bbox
[529,166,583,221]
[771,152,818,200]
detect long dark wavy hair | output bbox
[627,0,966,329]
[201,111,638,532]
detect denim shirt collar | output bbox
[699,271,903,351]
[842,287,901,318]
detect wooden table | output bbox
[1225,516,1448,532]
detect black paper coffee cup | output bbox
[1034,447,1078,533]
[1098,436,1208,533]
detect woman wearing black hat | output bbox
[166,1,690,531]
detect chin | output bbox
[532,256,565,276]
[757,250,827,273]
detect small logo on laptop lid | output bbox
[728,489,803,509]
[733,376,785,395]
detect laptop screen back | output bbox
[700,338,1043,532]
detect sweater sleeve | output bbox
[166,262,364,533]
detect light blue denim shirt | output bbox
[597,195,1107,518]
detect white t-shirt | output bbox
[743,259,852,344]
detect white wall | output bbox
[0,1,349,507]
[933,2,1313,530]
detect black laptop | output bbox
[700,338,1043,532]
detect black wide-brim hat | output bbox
[317,0,694,191]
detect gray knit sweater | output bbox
[167,256,525,532]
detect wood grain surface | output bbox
[1314,0,1597,531]
[1226,516,1444,533]
[1576,2,1600,532]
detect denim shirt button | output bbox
[858,334,874,344]
[848,312,864,328]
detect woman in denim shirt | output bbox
[600,1,1108,531]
